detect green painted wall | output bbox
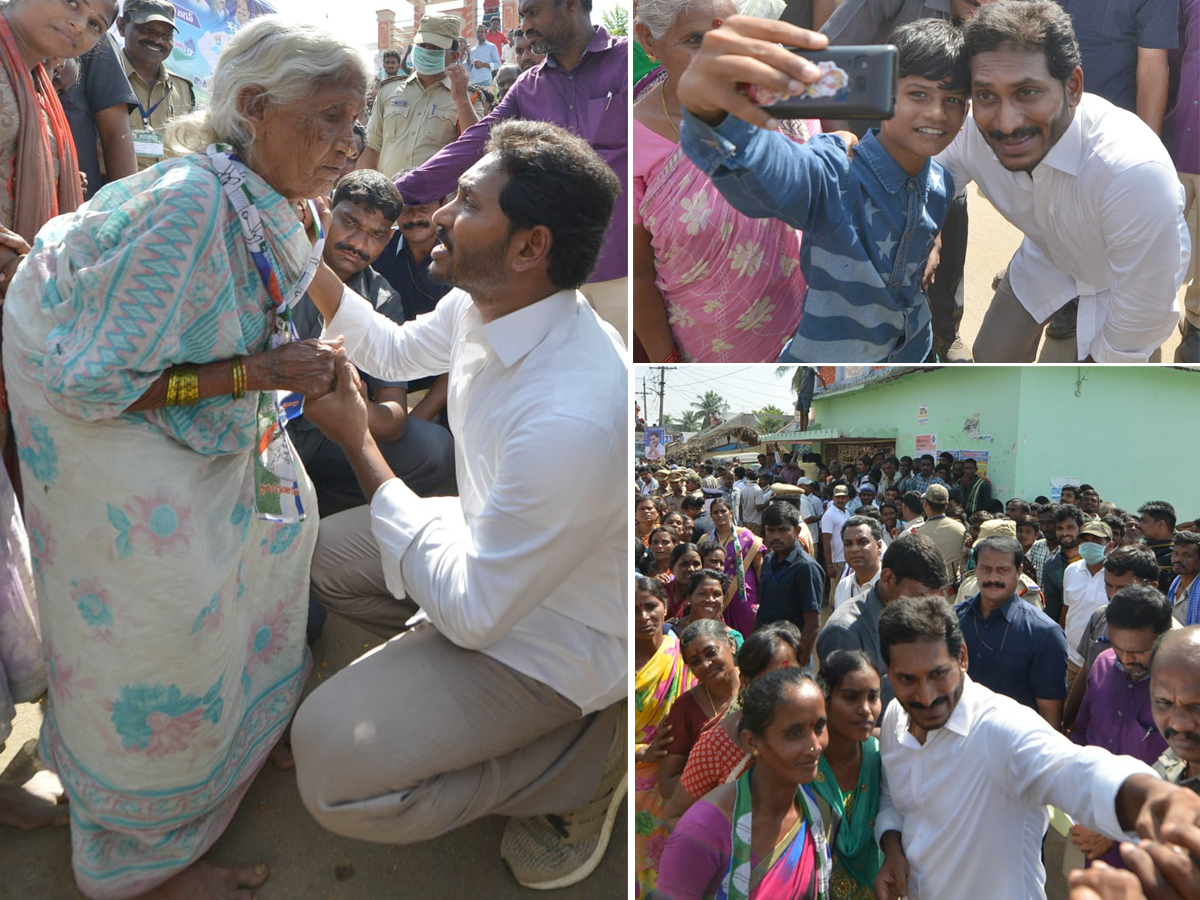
[813,367,1022,495]
[811,366,1199,512]
[1011,367,1196,513]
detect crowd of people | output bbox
[635,448,1200,899]
[0,2,628,898]
[632,0,1197,364]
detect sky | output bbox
[276,0,625,55]
[635,365,801,426]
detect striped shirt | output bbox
[681,114,954,363]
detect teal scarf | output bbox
[810,737,883,892]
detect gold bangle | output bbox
[231,356,246,399]
[167,365,200,406]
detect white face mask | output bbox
[412,45,447,75]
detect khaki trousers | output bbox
[293,506,621,844]
[580,276,629,346]
[1066,659,1083,698]
[973,267,1047,363]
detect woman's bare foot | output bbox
[137,860,269,900]
[0,771,69,828]
[269,728,294,771]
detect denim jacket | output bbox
[680,111,953,363]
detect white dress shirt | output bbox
[821,505,850,563]
[876,676,1154,900]
[833,568,880,610]
[936,93,1189,362]
[1062,559,1109,667]
[325,285,628,715]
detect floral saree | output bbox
[3,155,318,899]
[709,527,763,635]
[635,632,696,897]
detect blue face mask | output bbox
[412,45,446,75]
[1078,541,1107,566]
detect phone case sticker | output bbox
[742,60,851,107]
[801,60,848,99]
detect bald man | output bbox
[1151,626,1200,796]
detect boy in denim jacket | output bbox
[678,16,969,362]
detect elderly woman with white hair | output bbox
[1,17,366,900]
[633,0,822,364]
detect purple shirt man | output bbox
[1164,0,1198,176]
[395,27,628,283]
[1071,647,1168,867]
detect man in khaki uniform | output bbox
[117,0,196,172]
[915,484,967,589]
[358,14,484,179]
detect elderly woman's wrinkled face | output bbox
[639,0,736,83]
[244,75,366,201]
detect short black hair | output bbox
[1174,530,1200,550]
[1139,500,1178,531]
[974,533,1022,569]
[902,490,925,517]
[1055,503,1085,529]
[382,48,402,62]
[484,120,619,289]
[962,0,1082,85]
[332,169,403,223]
[734,466,747,479]
[881,532,947,589]
[879,595,964,667]
[763,501,801,529]
[680,495,705,512]
[1103,545,1159,581]
[842,514,883,542]
[1106,583,1173,635]
[1007,498,1031,516]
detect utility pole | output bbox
[641,376,649,423]
[653,365,675,429]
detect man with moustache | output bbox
[1151,626,1200,797]
[955,534,1068,727]
[834,516,884,610]
[754,503,824,671]
[872,595,1200,900]
[288,170,456,514]
[935,0,1189,362]
[1167,530,1200,625]
[116,0,195,172]
[371,190,455,427]
[291,122,626,890]
[513,28,547,71]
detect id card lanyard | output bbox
[206,144,324,522]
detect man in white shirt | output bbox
[821,485,851,600]
[289,121,626,890]
[1062,519,1117,694]
[834,515,884,611]
[797,477,822,549]
[469,24,502,89]
[873,595,1200,900]
[739,468,765,536]
[936,0,1189,363]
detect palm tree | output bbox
[756,405,786,435]
[692,390,728,426]
[660,411,679,428]
[776,365,803,396]
[678,410,705,432]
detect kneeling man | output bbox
[292,120,627,891]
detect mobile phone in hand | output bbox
[742,45,898,120]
